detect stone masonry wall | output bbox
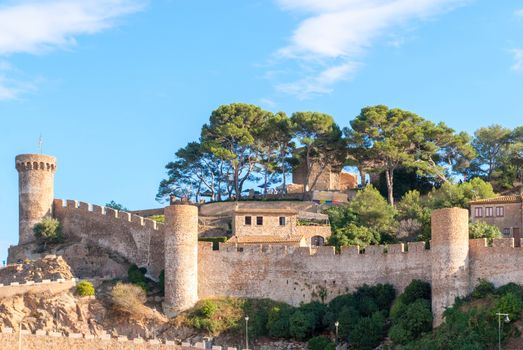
[198,242,432,306]
[53,199,165,279]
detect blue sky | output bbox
[1,0,522,262]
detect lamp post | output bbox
[496,312,510,350]
[245,316,249,350]
[334,321,339,346]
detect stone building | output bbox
[469,195,523,242]
[229,208,330,247]
[291,161,358,193]
[12,153,523,326]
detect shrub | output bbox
[33,217,63,244]
[268,305,292,338]
[390,299,432,344]
[111,282,146,314]
[308,336,335,350]
[348,311,386,350]
[289,310,315,340]
[76,280,95,296]
[400,279,431,304]
[496,283,523,299]
[198,300,218,318]
[471,279,496,299]
[469,222,502,242]
[128,264,148,291]
[496,292,523,321]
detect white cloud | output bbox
[511,49,523,72]
[273,0,467,98]
[516,8,523,16]
[0,0,145,100]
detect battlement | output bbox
[205,241,429,257]
[15,154,56,172]
[54,199,164,231]
[0,327,239,350]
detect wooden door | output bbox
[513,228,521,247]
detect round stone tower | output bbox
[431,207,470,326]
[163,203,199,317]
[15,154,57,245]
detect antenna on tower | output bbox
[38,134,43,154]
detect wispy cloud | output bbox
[0,0,145,100]
[272,0,468,98]
[516,8,523,16]
[511,49,523,72]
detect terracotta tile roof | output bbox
[469,194,523,205]
[226,235,304,244]
[233,208,298,215]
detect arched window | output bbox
[311,236,325,246]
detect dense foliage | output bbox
[76,280,95,296]
[105,201,128,211]
[159,103,519,204]
[33,217,63,244]
[127,264,148,291]
[185,283,395,349]
[325,177,495,246]
[402,282,523,350]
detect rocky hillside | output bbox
[0,255,73,284]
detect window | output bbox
[244,216,252,225]
[503,228,511,236]
[496,206,504,217]
[475,207,483,217]
[256,216,263,225]
[279,216,286,226]
[485,207,493,217]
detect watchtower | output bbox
[15,154,57,245]
[163,203,199,317]
[431,207,470,326]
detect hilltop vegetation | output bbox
[158,103,523,204]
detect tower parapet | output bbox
[431,207,470,326]
[15,154,57,245]
[163,203,199,317]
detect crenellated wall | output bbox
[198,241,432,306]
[53,199,165,279]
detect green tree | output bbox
[157,142,226,202]
[291,112,347,194]
[469,222,502,242]
[33,217,63,245]
[105,201,127,211]
[201,103,271,198]
[289,310,315,340]
[427,178,495,209]
[471,124,512,181]
[349,185,396,236]
[308,336,335,350]
[348,106,433,205]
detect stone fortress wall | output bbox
[13,153,523,328]
[52,199,165,279]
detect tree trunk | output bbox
[385,168,394,206]
[358,167,367,186]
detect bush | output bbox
[268,305,292,338]
[128,264,148,291]
[469,222,502,242]
[348,311,386,350]
[496,292,523,321]
[289,310,315,340]
[76,280,95,296]
[400,279,431,304]
[111,282,146,314]
[308,336,335,350]
[198,300,218,317]
[496,283,523,299]
[33,217,63,244]
[389,299,432,344]
[472,279,496,299]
